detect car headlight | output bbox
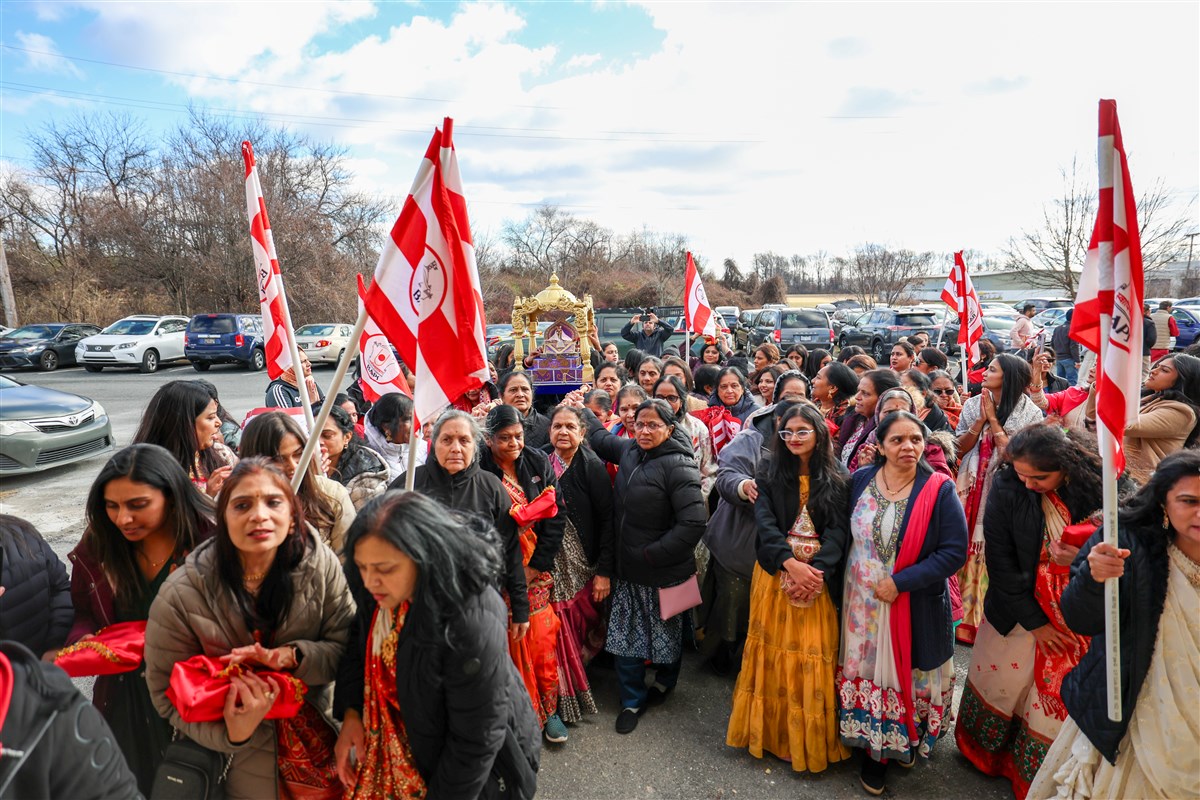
[0,420,38,435]
[114,342,138,350]
[91,401,107,418]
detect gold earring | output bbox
[1163,506,1170,530]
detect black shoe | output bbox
[860,756,888,796]
[895,749,916,769]
[615,708,640,734]
[708,641,736,676]
[645,685,672,708]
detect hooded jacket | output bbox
[329,441,391,511]
[583,410,707,588]
[480,446,566,574]
[143,534,354,800]
[393,460,529,624]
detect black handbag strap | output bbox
[0,708,59,796]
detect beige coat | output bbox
[1087,391,1196,481]
[315,474,355,555]
[145,533,355,800]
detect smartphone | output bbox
[640,313,650,322]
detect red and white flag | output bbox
[242,141,297,380]
[356,276,412,403]
[684,252,716,338]
[1070,99,1144,474]
[362,118,489,426]
[940,251,984,364]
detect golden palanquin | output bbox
[511,274,595,391]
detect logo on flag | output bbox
[940,251,984,364]
[362,118,488,426]
[684,252,716,338]
[1070,100,1144,474]
[356,275,412,404]
[242,141,297,381]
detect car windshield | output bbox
[486,325,511,336]
[190,316,237,334]
[296,325,336,336]
[894,313,936,327]
[5,325,61,340]
[103,319,157,336]
[0,375,19,389]
[984,317,1018,331]
[780,311,828,328]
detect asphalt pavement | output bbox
[0,361,1011,800]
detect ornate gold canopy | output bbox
[511,274,595,383]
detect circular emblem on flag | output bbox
[693,282,709,307]
[409,246,448,317]
[362,335,400,384]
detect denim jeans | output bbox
[613,655,682,710]
[1055,358,1078,384]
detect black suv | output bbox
[838,307,941,361]
[185,314,266,371]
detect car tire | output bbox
[248,349,266,371]
[38,350,59,371]
[84,364,103,373]
[191,360,210,372]
[871,340,888,362]
[335,349,345,367]
[140,349,159,374]
[838,335,848,349]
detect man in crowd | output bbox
[1150,299,1178,363]
[621,310,674,357]
[1009,303,1037,351]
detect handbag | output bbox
[657,574,701,620]
[150,734,229,800]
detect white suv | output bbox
[76,315,190,373]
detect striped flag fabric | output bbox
[356,275,412,403]
[684,251,717,338]
[940,251,984,364]
[1070,99,1144,474]
[242,141,297,380]
[362,118,489,427]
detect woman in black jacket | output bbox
[334,492,541,800]
[1027,449,1200,800]
[726,403,850,774]
[580,398,707,734]
[480,404,568,744]
[390,410,530,632]
[957,425,1102,798]
[0,515,72,658]
[540,404,614,728]
[498,371,551,450]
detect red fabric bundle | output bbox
[1049,522,1100,575]
[166,654,307,723]
[54,621,147,677]
[509,486,558,528]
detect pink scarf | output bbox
[889,471,950,743]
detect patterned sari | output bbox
[348,603,426,799]
[501,473,561,725]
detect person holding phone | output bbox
[621,310,673,358]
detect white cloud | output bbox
[564,53,602,69]
[14,32,85,78]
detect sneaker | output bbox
[615,708,640,734]
[543,714,568,743]
[860,756,888,796]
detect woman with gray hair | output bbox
[389,409,530,634]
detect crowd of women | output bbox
[1,328,1198,799]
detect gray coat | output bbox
[144,533,355,800]
[702,424,767,579]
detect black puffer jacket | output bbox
[480,447,566,573]
[540,444,615,577]
[1060,524,1170,764]
[583,410,706,588]
[521,408,551,451]
[393,460,529,624]
[0,524,72,655]
[335,589,541,799]
[0,641,142,800]
[983,466,1100,636]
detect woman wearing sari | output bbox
[956,425,1102,798]
[1028,450,1200,800]
[954,354,1044,644]
[839,412,968,796]
[836,369,901,470]
[334,492,541,799]
[481,404,569,744]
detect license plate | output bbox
[796,334,815,342]
[299,342,311,349]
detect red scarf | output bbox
[888,471,950,743]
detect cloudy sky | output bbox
[2,1,1197,272]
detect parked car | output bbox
[940,314,1018,356]
[1030,307,1070,342]
[733,308,763,351]
[486,324,514,358]
[294,323,354,366]
[593,307,690,358]
[747,307,834,350]
[1144,297,1178,310]
[1172,306,1200,350]
[838,307,942,362]
[1011,297,1073,314]
[714,306,741,330]
[1174,296,1200,308]
[0,373,114,476]
[76,315,189,373]
[0,323,101,371]
[183,313,265,371]
[978,304,1021,320]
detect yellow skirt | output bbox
[726,563,849,773]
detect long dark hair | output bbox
[1119,449,1200,540]
[803,349,830,381]
[661,356,695,392]
[367,393,413,441]
[344,491,504,647]
[132,380,222,478]
[239,412,337,535]
[836,369,901,450]
[214,458,309,639]
[192,379,238,426]
[991,353,1032,427]
[1004,423,1103,510]
[623,348,645,378]
[82,444,214,608]
[822,362,860,404]
[767,403,847,524]
[1146,354,1200,447]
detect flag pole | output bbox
[1099,428,1122,722]
[290,307,370,493]
[403,429,420,492]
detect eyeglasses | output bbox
[656,394,681,403]
[932,388,956,396]
[634,421,667,432]
[778,429,816,441]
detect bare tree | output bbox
[720,257,741,291]
[843,244,934,309]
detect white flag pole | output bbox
[1097,310,1123,723]
[290,307,369,493]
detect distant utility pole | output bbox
[1185,231,1199,297]
[0,219,17,328]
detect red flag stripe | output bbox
[242,141,295,381]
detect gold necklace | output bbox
[243,570,267,582]
[137,547,171,571]
[880,469,916,495]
